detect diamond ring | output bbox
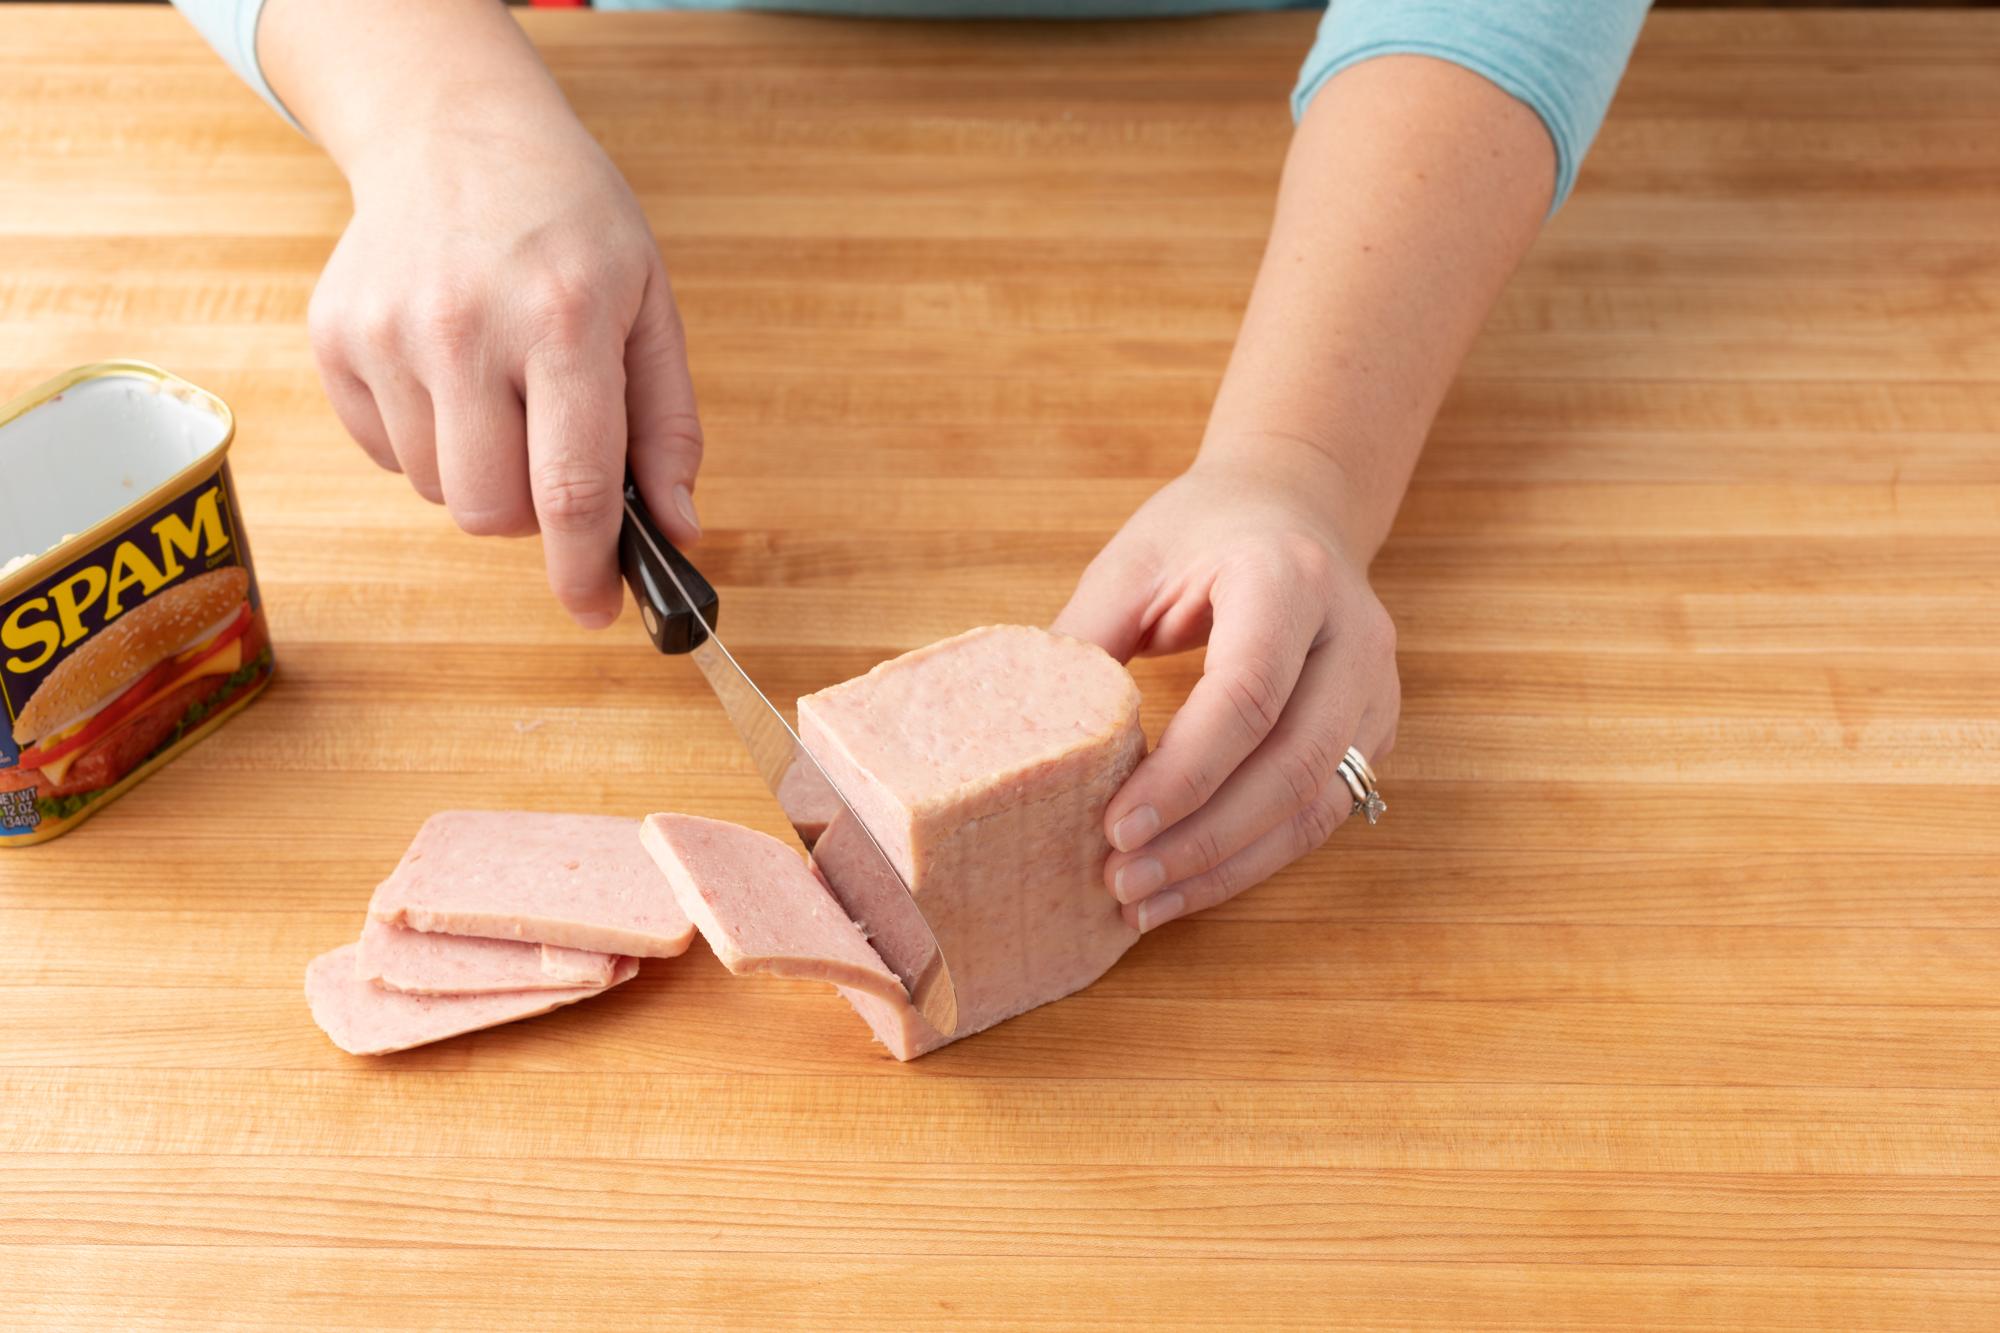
[1336,746,1386,826]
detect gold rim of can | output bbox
[0,360,239,601]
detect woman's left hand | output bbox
[1053,439,1401,932]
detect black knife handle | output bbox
[619,476,719,655]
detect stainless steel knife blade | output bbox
[619,487,958,1035]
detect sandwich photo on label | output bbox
[2,565,271,817]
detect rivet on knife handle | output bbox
[619,476,718,655]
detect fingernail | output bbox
[1110,805,1159,853]
[1136,890,1185,933]
[672,483,701,538]
[1113,856,1165,903]
[577,608,616,631]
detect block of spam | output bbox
[792,624,1144,1057]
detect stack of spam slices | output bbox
[305,808,903,1056]
[305,811,694,1055]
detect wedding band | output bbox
[1337,746,1386,826]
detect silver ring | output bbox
[1337,746,1386,826]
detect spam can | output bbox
[0,361,274,846]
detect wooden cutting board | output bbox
[2,7,1997,1329]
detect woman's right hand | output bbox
[307,112,704,629]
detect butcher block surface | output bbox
[3,7,1998,1330]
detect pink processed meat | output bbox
[355,917,616,995]
[776,756,841,845]
[305,944,639,1056]
[640,813,905,1003]
[369,811,694,958]
[796,624,1144,1058]
[538,943,618,985]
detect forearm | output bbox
[258,0,576,179]
[1203,55,1553,562]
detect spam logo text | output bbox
[2,480,240,699]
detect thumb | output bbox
[1053,542,1154,663]
[625,262,706,546]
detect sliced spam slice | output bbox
[538,942,618,985]
[355,917,616,995]
[305,944,639,1056]
[369,811,694,959]
[639,813,906,1005]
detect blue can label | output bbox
[1,464,273,843]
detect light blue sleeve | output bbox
[1292,0,1652,212]
[171,0,302,131]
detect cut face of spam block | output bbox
[648,625,1144,1060]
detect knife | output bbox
[618,479,958,1035]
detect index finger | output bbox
[524,331,629,629]
[1103,565,1318,852]
[624,263,706,548]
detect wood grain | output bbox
[6,1250,1996,1333]
[2,6,1997,1330]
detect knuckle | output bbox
[306,293,346,359]
[1231,544,1290,592]
[659,411,706,464]
[1358,600,1398,661]
[410,285,481,354]
[526,271,599,345]
[1207,850,1249,902]
[350,302,400,355]
[1171,761,1215,819]
[1277,729,1340,809]
[1280,531,1335,587]
[640,409,705,473]
[1178,821,1227,877]
[1221,656,1287,741]
[1297,789,1345,854]
[533,461,618,533]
